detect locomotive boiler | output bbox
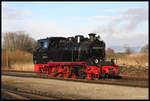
[33,33,118,80]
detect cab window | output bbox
[43,41,48,49]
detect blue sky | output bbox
[2,2,148,52]
[4,2,148,23]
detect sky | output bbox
[2,1,149,52]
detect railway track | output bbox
[2,88,55,100]
[2,69,148,81]
[2,70,149,88]
[2,84,74,100]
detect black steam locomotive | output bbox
[33,33,105,64]
[33,33,118,79]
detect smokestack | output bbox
[88,33,96,41]
[98,35,101,41]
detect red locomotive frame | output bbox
[34,62,118,80]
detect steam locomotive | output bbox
[33,33,118,80]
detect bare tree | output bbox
[107,48,115,54]
[124,45,134,54]
[3,31,36,53]
[106,48,115,59]
[140,44,148,53]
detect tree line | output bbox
[106,44,149,55]
[2,31,148,54]
[2,31,36,53]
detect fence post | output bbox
[5,34,9,69]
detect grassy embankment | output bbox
[107,52,148,69]
[106,52,149,77]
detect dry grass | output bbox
[2,49,33,69]
[106,52,149,77]
[117,53,148,69]
[9,50,33,64]
[107,53,149,69]
[11,63,34,71]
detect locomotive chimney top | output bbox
[88,33,96,41]
[98,35,101,41]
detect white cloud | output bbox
[116,6,148,32]
[92,6,148,35]
[26,20,71,40]
[25,20,98,40]
[92,16,121,20]
[2,3,94,40]
[104,9,115,13]
[104,31,148,48]
[2,3,33,32]
[92,6,148,48]
[2,4,148,49]
[64,16,90,20]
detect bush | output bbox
[106,48,115,60]
[140,44,149,53]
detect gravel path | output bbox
[2,75,148,99]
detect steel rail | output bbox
[2,69,148,81]
[2,85,78,100]
[2,88,29,100]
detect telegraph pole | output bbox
[5,34,9,69]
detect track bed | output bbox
[2,70,148,88]
[2,75,148,99]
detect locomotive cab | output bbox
[36,39,49,51]
[33,39,49,64]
